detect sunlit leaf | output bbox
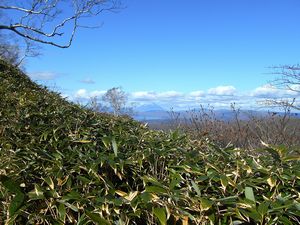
[153,207,167,225]
[62,191,81,201]
[267,177,276,188]
[102,136,111,149]
[28,184,44,200]
[112,136,118,157]
[43,176,54,190]
[191,180,201,196]
[200,198,213,211]
[283,155,300,162]
[73,140,92,143]
[86,211,111,225]
[145,186,168,194]
[245,187,256,202]
[257,202,269,217]
[58,203,66,223]
[124,191,139,202]
[115,190,127,197]
[220,174,228,191]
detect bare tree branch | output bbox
[0,0,122,48]
[265,65,300,110]
[269,65,300,92]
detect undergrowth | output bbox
[0,60,299,224]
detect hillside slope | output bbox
[0,60,299,225]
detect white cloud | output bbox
[157,91,183,98]
[75,89,88,98]
[90,90,106,98]
[252,84,300,99]
[80,78,95,84]
[131,91,183,101]
[73,89,107,100]
[29,71,60,80]
[131,91,157,100]
[208,86,236,96]
[189,90,205,97]
[251,85,282,98]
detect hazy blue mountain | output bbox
[136,103,165,112]
[133,105,300,123]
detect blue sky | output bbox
[25,0,300,110]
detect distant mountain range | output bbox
[133,103,300,122]
[135,103,166,112]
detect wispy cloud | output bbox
[79,78,96,84]
[251,84,281,98]
[132,91,157,101]
[208,85,236,96]
[90,90,106,97]
[189,90,205,97]
[251,84,300,99]
[29,71,61,80]
[75,89,88,98]
[131,91,183,101]
[74,89,106,100]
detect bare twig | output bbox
[0,0,121,48]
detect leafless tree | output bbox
[0,0,121,49]
[267,65,300,110]
[271,65,300,93]
[102,87,131,116]
[0,29,40,67]
[87,96,108,112]
[0,33,20,64]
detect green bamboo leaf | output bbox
[142,176,164,187]
[145,186,168,194]
[77,175,91,184]
[102,136,111,149]
[62,191,81,201]
[200,198,213,211]
[169,173,182,190]
[58,201,78,212]
[257,202,269,216]
[267,177,276,188]
[58,203,66,223]
[191,180,201,196]
[261,142,281,162]
[247,210,261,222]
[153,207,167,225]
[9,193,25,218]
[294,201,300,211]
[73,140,92,143]
[28,184,44,200]
[140,192,154,203]
[124,191,139,202]
[112,136,118,157]
[77,213,89,225]
[232,221,244,225]
[283,155,300,162]
[278,216,293,225]
[43,176,54,190]
[245,187,256,202]
[0,175,22,194]
[220,174,229,190]
[86,211,111,225]
[216,195,239,203]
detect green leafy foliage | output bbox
[0,60,300,224]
